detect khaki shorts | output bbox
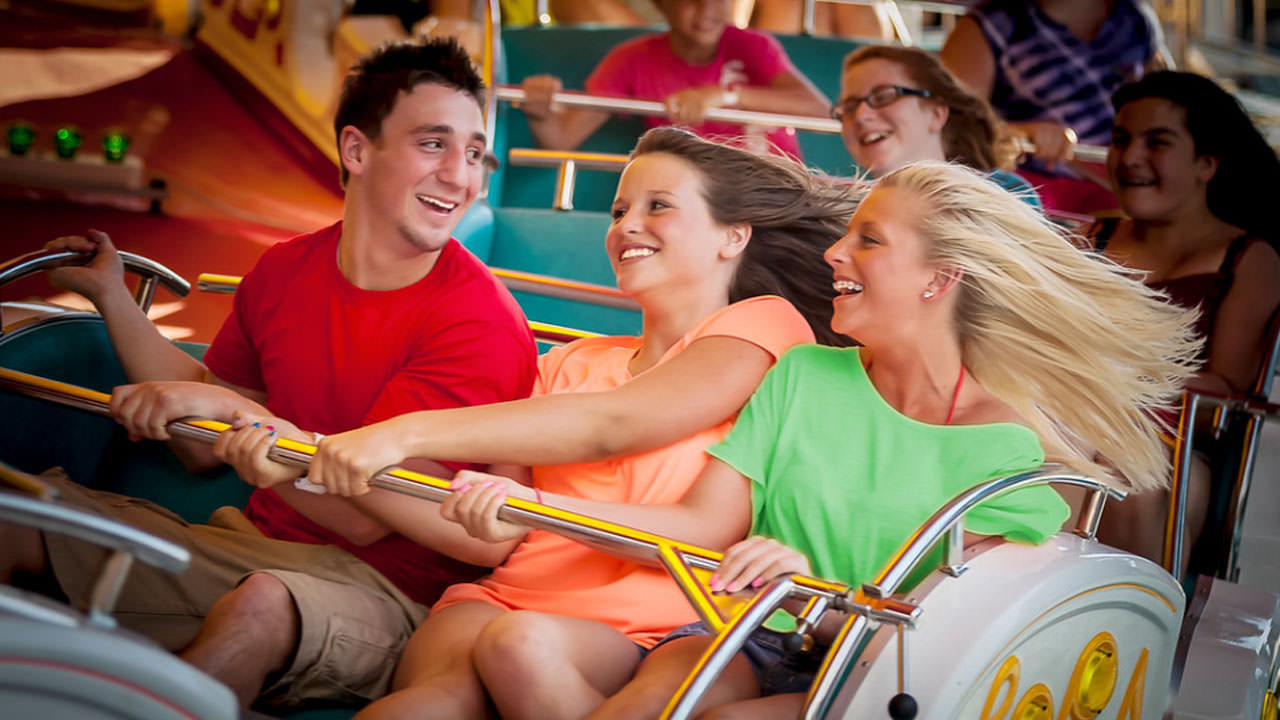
[38,469,428,706]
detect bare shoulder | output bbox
[954,390,1032,430]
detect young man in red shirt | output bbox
[1,38,536,711]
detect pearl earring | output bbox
[922,290,934,299]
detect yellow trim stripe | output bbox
[507,148,629,165]
[659,543,727,633]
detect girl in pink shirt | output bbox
[520,0,829,157]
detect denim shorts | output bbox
[652,622,826,696]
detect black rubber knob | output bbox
[782,631,807,653]
[888,693,918,720]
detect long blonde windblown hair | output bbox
[876,163,1202,492]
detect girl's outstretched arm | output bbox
[310,334,775,497]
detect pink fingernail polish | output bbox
[751,578,763,589]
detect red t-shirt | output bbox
[587,25,804,159]
[203,222,537,604]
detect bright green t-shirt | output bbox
[708,345,1069,631]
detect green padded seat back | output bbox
[452,201,497,264]
[490,207,641,336]
[0,318,128,486]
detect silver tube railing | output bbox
[0,249,191,337]
[792,466,1123,720]
[496,87,1111,163]
[1165,389,1280,576]
[495,85,842,133]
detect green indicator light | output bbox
[54,126,82,159]
[102,131,130,163]
[7,123,35,155]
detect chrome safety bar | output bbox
[496,87,1110,163]
[660,465,1117,720]
[0,368,856,636]
[1166,389,1280,575]
[197,268,639,312]
[793,466,1120,720]
[494,85,842,133]
[0,249,190,335]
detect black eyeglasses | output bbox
[831,85,933,120]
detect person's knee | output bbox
[209,573,298,644]
[473,610,559,680]
[0,520,46,580]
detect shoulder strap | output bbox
[1089,217,1121,251]
[1219,234,1261,274]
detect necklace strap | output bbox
[944,365,965,426]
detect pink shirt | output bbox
[586,26,804,159]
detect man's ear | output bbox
[720,223,752,260]
[339,126,370,177]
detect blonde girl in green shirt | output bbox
[445,162,1201,720]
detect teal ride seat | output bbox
[0,317,251,524]
[489,207,641,336]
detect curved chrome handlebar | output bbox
[865,466,1123,599]
[0,249,191,333]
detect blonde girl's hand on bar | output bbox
[708,535,812,594]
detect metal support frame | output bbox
[0,370,1131,720]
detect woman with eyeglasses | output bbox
[832,46,1039,208]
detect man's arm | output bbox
[47,231,206,383]
[46,231,275,471]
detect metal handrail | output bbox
[0,367,863,635]
[0,367,1124,717]
[795,466,1122,720]
[495,85,841,133]
[661,465,1120,720]
[496,87,1110,163]
[863,466,1123,600]
[0,249,191,337]
[1166,387,1280,575]
[196,269,638,312]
